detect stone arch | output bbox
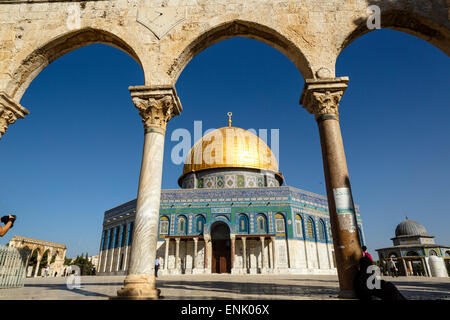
[6,27,144,102]
[169,19,313,83]
[338,8,450,58]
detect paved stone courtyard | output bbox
[0,274,449,300]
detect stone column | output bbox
[116,86,182,299]
[204,236,212,273]
[402,259,408,276]
[0,92,29,140]
[175,238,181,274]
[192,237,198,272]
[408,260,413,276]
[271,236,277,271]
[421,257,429,277]
[300,77,361,298]
[242,237,247,273]
[268,239,273,270]
[34,256,42,277]
[230,235,236,273]
[260,236,267,273]
[164,238,170,270]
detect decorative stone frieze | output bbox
[299,78,349,121]
[0,92,29,139]
[129,86,182,134]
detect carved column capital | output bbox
[129,85,182,134]
[299,77,349,121]
[0,92,29,139]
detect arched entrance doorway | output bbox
[211,222,231,274]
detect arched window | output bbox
[196,215,205,234]
[238,214,249,233]
[127,222,134,246]
[274,213,285,233]
[318,219,327,241]
[295,214,303,238]
[177,216,187,235]
[108,228,114,250]
[159,216,169,235]
[429,249,438,256]
[256,214,267,234]
[120,224,127,247]
[113,226,120,248]
[307,217,316,240]
[101,230,107,251]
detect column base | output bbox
[231,268,240,274]
[192,268,204,274]
[114,274,160,300]
[337,290,357,299]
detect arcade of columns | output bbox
[161,235,281,274]
[114,78,358,299]
[8,235,67,277]
[0,0,448,299]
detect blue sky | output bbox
[0,29,449,258]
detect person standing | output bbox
[362,246,373,262]
[44,265,50,278]
[388,258,398,277]
[155,257,161,278]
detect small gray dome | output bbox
[395,218,428,237]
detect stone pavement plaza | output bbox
[0,275,449,300]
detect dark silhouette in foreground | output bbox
[354,256,407,301]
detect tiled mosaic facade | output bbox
[98,184,365,276]
[181,168,281,189]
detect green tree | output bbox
[69,253,94,275]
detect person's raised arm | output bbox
[0,220,12,237]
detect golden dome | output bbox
[179,126,283,185]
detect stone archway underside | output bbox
[0,0,448,138]
[0,0,449,299]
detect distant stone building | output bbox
[88,255,99,269]
[8,236,67,277]
[376,218,450,277]
[98,125,366,276]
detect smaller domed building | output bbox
[376,218,450,277]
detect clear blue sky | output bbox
[0,29,449,259]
